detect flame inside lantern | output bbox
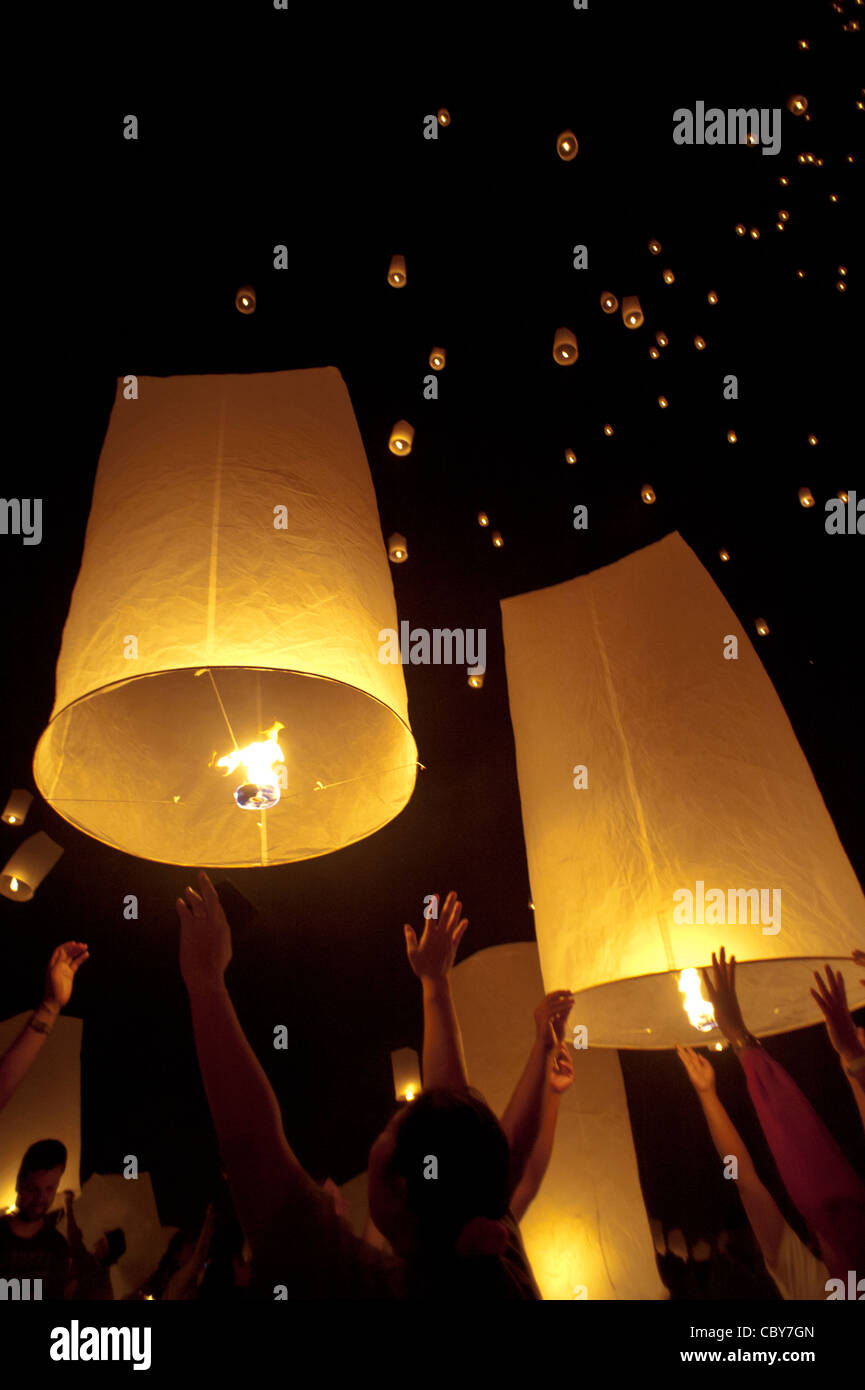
[678,967,716,1032]
[216,721,286,810]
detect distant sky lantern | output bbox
[838,491,849,503]
[727,430,737,443]
[798,487,815,508]
[808,434,818,445]
[787,94,808,115]
[500,534,865,1048]
[641,484,656,504]
[707,291,718,303]
[556,130,578,160]
[235,286,255,314]
[649,347,660,359]
[749,227,760,239]
[33,369,418,868]
[779,175,789,186]
[477,512,489,527]
[491,531,504,548]
[694,336,706,350]
[391,1047,421,1102]
[662,269,674,284]
[655,330,668,347]
[621,296,643,328]
[657,397,668,409]
[552,327,578,363]
[387,254,406,287]
[0,831,64,902]
[836,280,847,291]
[565,449,577,465]
[437,108,450,126]
[600,291,618,314]
[755,616,770,636]
[2,790,33,826]
[387,533,408,563]
[838,266,847,276]
[778,209,789,221]
[648,240,661,255]
[603,423,614,437]
[719,548,730,562]
[735,223,746,236]
[388,420,415,455]
[429,347,446,370]
[468,673,484,689]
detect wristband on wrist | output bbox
[843,1051,865,1077]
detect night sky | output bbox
[3,0,863,1272]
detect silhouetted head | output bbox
[15,1140,67,1223]
[367,1088,511,1261]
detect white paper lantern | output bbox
[2,789,33,825]
[501,533,865,1048]
[0,831,64,901]
[450,942,667,1300]
[33,368,418,868]
[390,1046,421,1102]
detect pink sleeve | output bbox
[742,1045,865,1277]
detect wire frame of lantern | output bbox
[621,296,643,329]
[429,347,446,370]
[388,421,415,455]
[1,831,64,902]
[2,789,33,825]
[600,291,618,314]
[235,286,256,314]
[556,130,578,161]
[388,533,409,562]
[552,327,578,364]
[391,1047,422,1102]
[387,254,407,288]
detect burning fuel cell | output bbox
[215,721,286,809]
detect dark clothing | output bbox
[0,1215,71,1300]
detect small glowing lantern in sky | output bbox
[556,130,578,160]
[0,831,64,902]
[655,331,668,347]
[564,449,577,466]
[600,292,618,314]
[391,1047,421,1102]
[388,533,408,563]
[552,327,578,363]
[477,512,489,527]
[468,673,484,689]
[648,240,661,255]
[33,369,418,868]
[755,616,770,636]
[387,255,406,287]
[808,433,818,446]
[735,223,746,236]
[657,396,668,409]
[787,94,808,115]
[437,108,450,127]
[621,296,643,329]
[500,534,865,1048]
[727,430,737,443]
[429,347,445,370]
[235,286,255,314]
[388,421,415,455]
[662,269,674,284]
[603,424,614,437]
[694,336,706,350]
[798,487,815,508]
[491,531,504,548]
[707,291,718,304]
[719,548,730,562]
[641,484,656,504]
[2,789,33,825]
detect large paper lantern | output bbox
[450,943,666,1300]
[33,368,417,867]
[501,533,865,1048]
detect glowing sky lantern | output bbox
[33,368,417,868]
[500,533,865,1048]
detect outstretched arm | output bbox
[404,891,470,1090]
[178,873,307,1252]
[0,943,89,1113]
[510,1040,574,1222]
[500,992,573,1201]
[677,1045,785,1268]
[812,957,865,1137]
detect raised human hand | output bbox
[676,1043,717,1094]
[43,943,90,1013]
[534,991,575,1051]
[700,947,749,1044]
[177,871,232,993]
[548,1041,575,1094]
[811,965,865,1065]
[403,891,468,982]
